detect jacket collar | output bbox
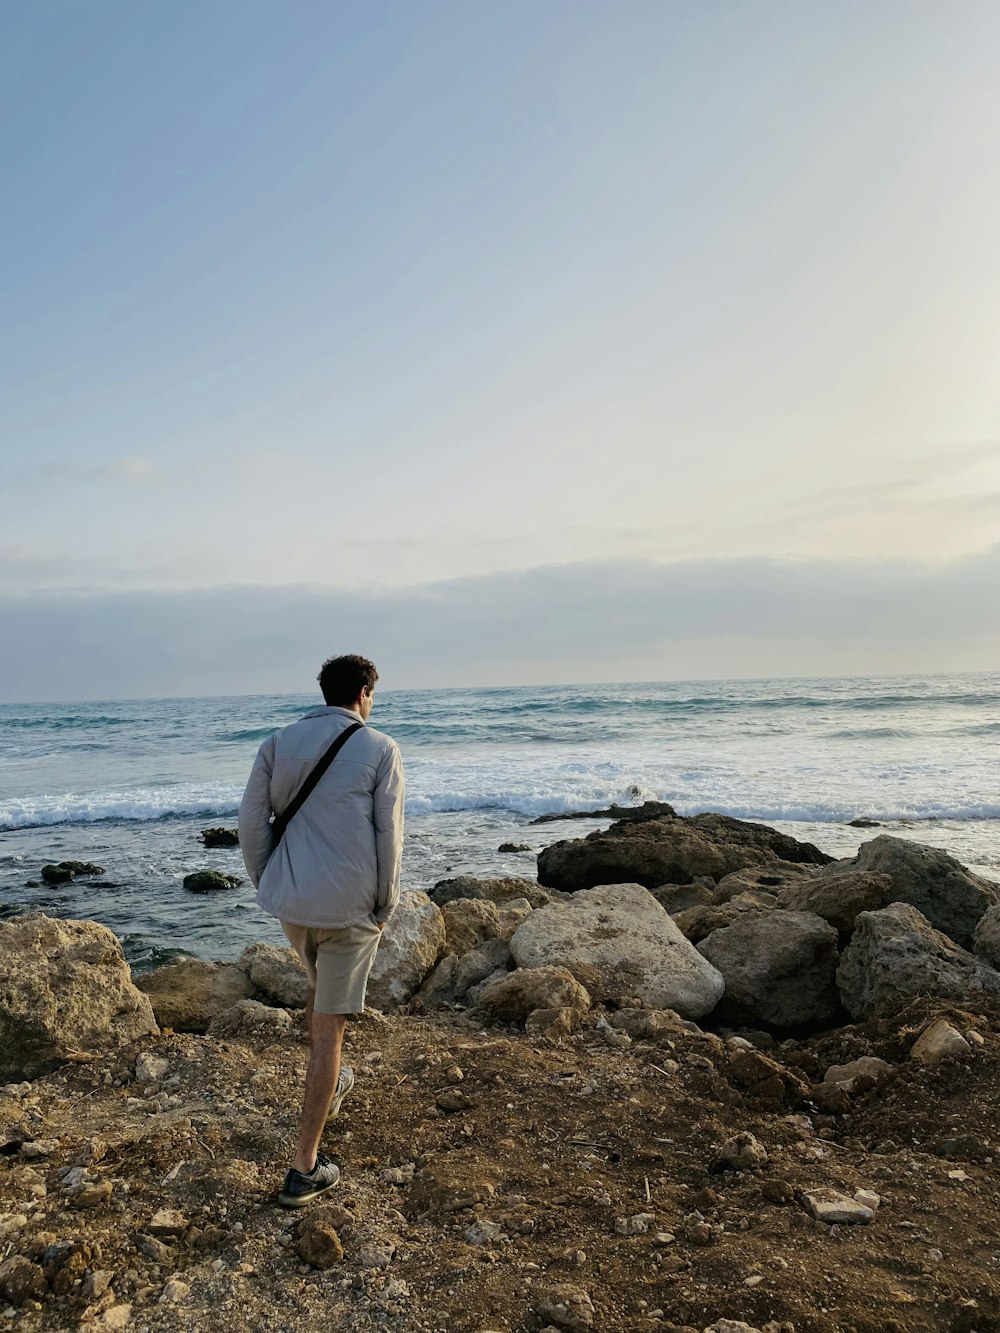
[302,705,365,723]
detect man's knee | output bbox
[311,1011,348,1048]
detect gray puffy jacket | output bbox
[239,705,405,928]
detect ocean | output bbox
[1,673,997,969]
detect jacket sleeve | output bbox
[238,735,277,889]
[373,740,405,923]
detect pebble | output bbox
[465,1220,504,1246]
[926,1248,944,1262]
[802,1188,873,1225]
[380,1163,416,1185]
[357,1243,395,1270]
[854,1189,880,1211]
[159,1278,190,1304]
[149,1208,189,1236]
[135,1053,170,1084]
[717,1132,768,1170]
[910,1020,971,1067]
[101,1306,133,1329]
[22,1139,58,1159]
[614,1212,656,1236]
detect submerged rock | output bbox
[199,827,240,848]
[182,870,242,893]
[40,861,105,884]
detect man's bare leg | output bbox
[293,1010,347,1174]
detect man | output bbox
[239,654,404,1206]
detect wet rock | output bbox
[136,958,254,1033]
[801,1188,873,1224]
[182,870,242,893]
[479,966,591,1023]
[367,892,446,1011]
[537,812,829,893]
[511,883,724,1019]
[441,899,501,956]
[238,941,309,1008]
[0,914,158,1081]
[832,835,999,949]
[910,1017,972,1066]
[42,860,105,883]
[697,910,839,1028]
[498,842,531,853]
[207,999,293,1039]
[837,902,1000,1020]
[296,1214,344,1268]
[199,827,239,847]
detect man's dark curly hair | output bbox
[317,654,379,706]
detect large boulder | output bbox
[238,942,309,1008]
[366,892,445,1011]
[509,883,724,1019]
[429,876,553,910]
[837,902,1000,1021]
[778,870,896,939]
[697,910,840,1028]
[673,892,779,944]
[710,861,814,903]
[413,938,512,1011]
[136,958,255,1032]
[536,813,829,893]
[207,998,293,1039]
[830,836,998,949]
[0,915,158,1080]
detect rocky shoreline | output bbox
[3,807,1000,1332]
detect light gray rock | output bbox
[837,901,1000,1020]
[910,1018,972,1066]
[802,1188,873,1225]
[697,910,839,1028]
[833,835,999,948]
[822,1056,892,1088]
[367,892,446,1011]
[0,914,158,1081]
[413,938,512,1010]
[973,904,1000,969]
[510,883,724,1019]
[136,958,255,1033]
[238,942,309,1009]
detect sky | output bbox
[2,1,1000,699]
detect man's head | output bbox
[317,654,379,720]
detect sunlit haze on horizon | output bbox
[2,2,999,697]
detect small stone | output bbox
[716,1132,768,1171]
[910,1019,972,1067]
[357,1243,395,1270]
[614,1212,656,1236]
[966,1029,985,1046]
[761,1178,794,1204]
[802,1188,873,1224]
[926,1247,944,1262]
[22,1138,58,1159]
[100,1305,133,1329]
[135,1053,170,1084]
[0,1214,28,1239]
[686,1221,715,1246]
[296,1216,344,1269]
[653,1232,675,1246]
[854,1189,880,1211]
[159,1278,190,1304]
[536,1284,595,1332]
[0,1256,47,1306]
[73,1180,113,1209]
[947,1169,970,1181]
[83,1269,114,1300]
[442,1065,464,1083]
[464,1219,504,1245]
[380,1163,415,1186]
[435,1088,474,1113]
[744,1274,764,1287]
[148,1208,188,1236]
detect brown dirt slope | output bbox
[2,1000,1000,1333]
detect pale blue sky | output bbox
[2,2,1000,694]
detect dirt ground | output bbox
[3,998,1000,1333]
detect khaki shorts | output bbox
[280,917,382,1015]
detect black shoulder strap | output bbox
[271,721,364,846]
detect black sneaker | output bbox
[277,1152,341,1207]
